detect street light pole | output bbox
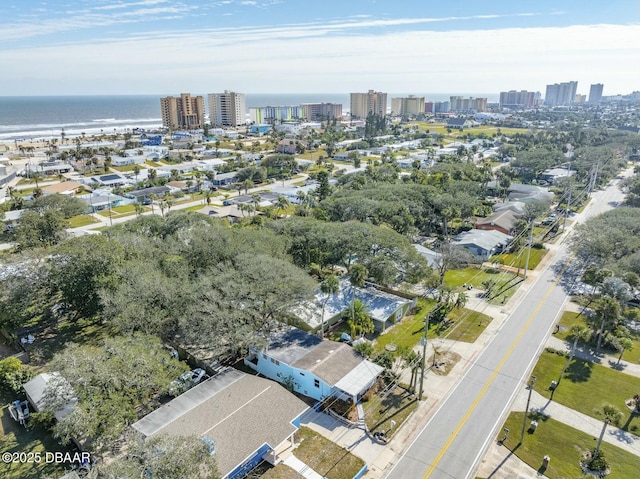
[520,375,536,444]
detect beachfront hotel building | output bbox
[208,90,247,127]
[301,103,343,122]
[391,95,425,116]
[350,90,387,119]
[160,93,205,130]
[249,105,302,124]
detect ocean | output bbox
[0,93,497,142]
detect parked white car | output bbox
[169,368,207,396]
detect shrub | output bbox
[586,448,609,472]
[0,357,33,394]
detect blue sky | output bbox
[1,0,638,95]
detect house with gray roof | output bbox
[487,182,554,203]
[245,327,383,404]
[493,201,527,216]
[452,228,512,261]
[292,279,415,333]
[413,244,442,269]
[132,367,308,479]
[539,166,575,185]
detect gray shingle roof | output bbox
[132,368,307,478]
[453,229,512,252]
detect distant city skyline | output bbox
[1,1,638,96]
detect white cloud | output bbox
[1,23,638,95]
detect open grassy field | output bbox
[373,298,493,353]
[498,412,640,479]
[409,122,531,140]
[294,149,327,160]
[67,214,100,228]
[444,267,522,303]
[294,427,364,479]
[96,204,148,218]
[531,350,640,433]
[493,247,547,271]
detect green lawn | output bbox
[446,308,493,343]
[493,247,547,271]
[531,350,640,433]
[499,413,640,479]
[373,299,493,353]
[444,267,522,303]
[295,149,327,160]
[554,311,583,342]
[97,204,147,218]
[15,187,36,197]
[364,386,418,437]
[182,204,206,212]
[67,214,100,228]
[294,427,365,479]
[554,310,640,364]
[110,164,142,172]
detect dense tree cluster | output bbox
[44,334,188,452]
[267,216,431,284]
[570,208,640,275]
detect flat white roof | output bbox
[333,360,384,398]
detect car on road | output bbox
[169,368,207,396]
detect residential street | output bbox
[385,169,632,479]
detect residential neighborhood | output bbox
[1,4,640,476]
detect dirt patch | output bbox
[427,351,461,376]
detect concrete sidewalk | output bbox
[546,335,640,378]
[283,455,324,479]
[513,389,640,456]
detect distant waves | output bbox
[0,118,163,142]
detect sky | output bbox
[1,0,638,96]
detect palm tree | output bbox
[348,299,374,338]
[251,193,262,211]
[275,195,290,217]
[133,164,141,183]
[243,178,254,194]
[32,171,42,189]
[613,337,633,365]
[148,194,157,214]
[557,325,590,386]
[134,202,143,217]
[594,404,622,458]
[348,264,368,333]
[319,275,340,338]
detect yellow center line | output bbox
[423,259,571,478]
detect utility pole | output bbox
[519,375,536,444]
[418,304,439,401]
[563,161,572,231]
[523,219,534,280]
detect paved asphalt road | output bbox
[386,172,630,479]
